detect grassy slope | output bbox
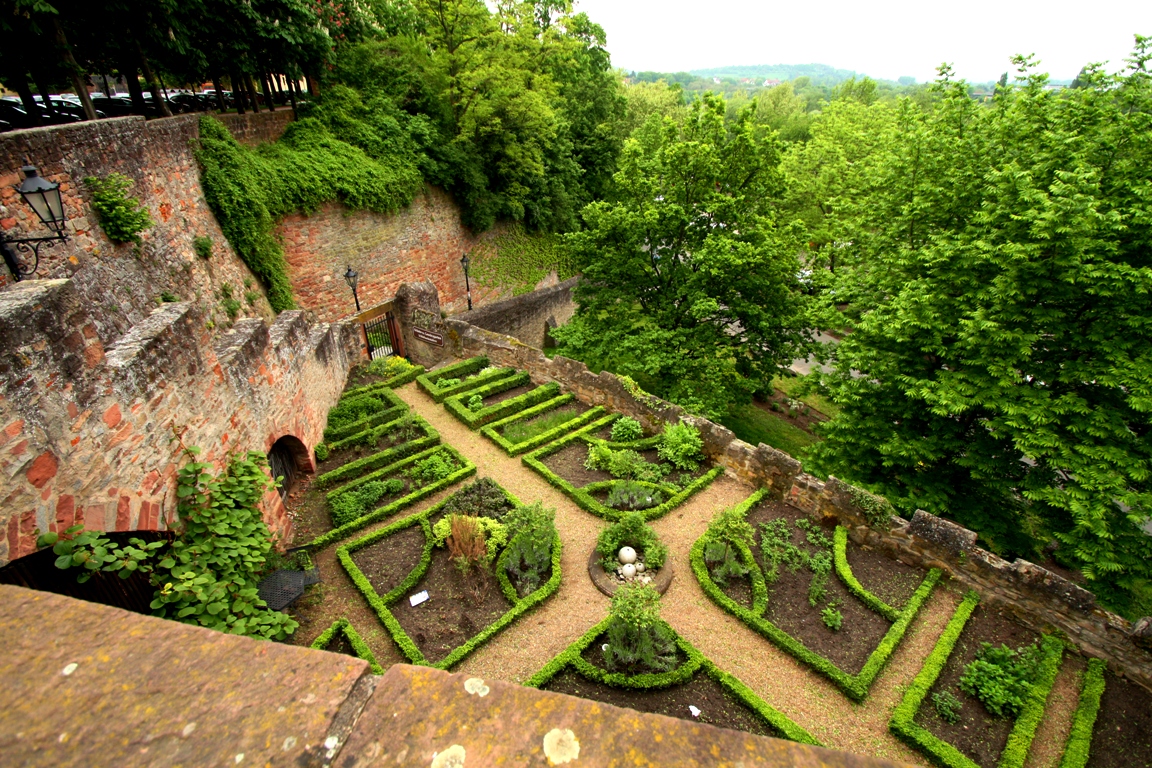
[720,402,818,459]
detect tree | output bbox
[808,48,1152,617]
[553,95,812,419]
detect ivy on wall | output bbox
[195,116,423,312]
[468,226,576,296]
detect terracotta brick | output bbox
[103,403,122,429]
[26,451,59,488]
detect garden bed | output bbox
[1085,670,1152,768]
[481,395,605,456]
[343,358,425,393]
[444,377,561,429]
[416,357,515,402]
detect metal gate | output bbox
[357,302,404,360]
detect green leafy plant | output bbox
[437,377,462,388]
[159,291,179,303]
[702,504,756,587]
[959,642,1042,718]
[467,394,484,412]
[193,235,213,259]
[244,290,260,307]
[441,478,514,520]
[39,447,296,640]
[219,283,241,320]
[585,443,669,483]
[366,356,416,379]
[932,690,963,724]
[602,582,678,674]
[658,422,704,470]
[760,518,804,583]
[596,511,668,573]
[502,502,557,596]
[847,485,897,530]
[822,605,843,631]
[409,450,455,483]
[467,226,575,295]
[314,443,330,462]
[503,406,581,444]
[610,417,644,442]
[84,173,153,244]
[330,478,406,526]
[604,480,664,511]
[433,514,508,564]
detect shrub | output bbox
[585,443,669,483]
[822,605,843,631]
[960,642,1042,718]
[433,514,508,564]
[409,451,455,483]
[330,478,406,525]
[442,478,514,520]
[502,406,581,445]
[605,481,664,511]
[84,173,153,244]
[658,422,704,470]
[596,511,668,572]
[193,235,213,259]
[584,442,614,472]
[610,417,644,442]
[314,443,330,462]
[703,506,756,587]
[436,377,462,388]
[932,690,963,724]
[327,394,385,431]
[502,502,557,596]
[467,394,484,412]
[366,356,415,379]
[602,582,678,674]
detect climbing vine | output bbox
[468,226,576,296]
[83,173,153,244]
[195,116,423,312]
[38,444,297,640]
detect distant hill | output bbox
[689,63,863,85]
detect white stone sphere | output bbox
[618,546,637,564]
[635,562,646,573]
[621,563,637,579]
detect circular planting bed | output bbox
[588,549,674,596]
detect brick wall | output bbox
[277,188,505,323]
[0,114,276,346]
[423,292,1152,691]
[0,278,361,566]
[457,276,577,348]
[214,110,295,146]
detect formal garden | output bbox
[268,354,1152,768]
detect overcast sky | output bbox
[573,0,1152,83]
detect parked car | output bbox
[90,95,136,117]
[0,100,80,129]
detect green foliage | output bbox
[960,642,1042,719]
[408,450,456,483]
[804,50,1152,614]
[502,502,557,596]
[444,379,559,429]
[847,485,897,530]
[437,377,462,389]
[932,691,963,724]
[585,443,670,484]
[610,417,644,442]
[658,422,704,471]
[604,480,663,511]
[42,449,296,640]
[330,477,406,526]
[327,394,386,432]
[468,227,575,295]
[466,394,484,412]
[502,406,581,444]
[821,605,843,631]
[553,94,811,419]
[366,356,417,379]
[759,518,804,583]
[432,514,508,563]
[596,511,668,572]
[1001,635,1065,768]
[602,583,678,673]
[703,504,756,586]
[310,619,385,675]
[719,401,818,461]
[1059,658,1107,768]
[314,443,330,463]
[159,292,179,303]
[84,173,153,245]
[833,525,901,621]
[193,236,213,260]
[483,398,606,456]
[219,283,241,320]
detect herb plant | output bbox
[658,422,704,470]
[596,511,668,572]
[602,583,678,674]
[610,416,644,442]
[502,502,557,596]
[932,690,963,724]
[821,605,843,631]
[959,641,1042,718]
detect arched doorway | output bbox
[267,435,310,499]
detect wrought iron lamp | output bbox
[344,265,360,312]
[1,165,68,281]
[460,253,472,310]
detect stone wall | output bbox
[214,109,295,146]
[457,276,577,349]
[0,278,360,566]
[277,188,505,323]
[0,114,275,345]
[436,305,1152,691]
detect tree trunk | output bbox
[245,74,261,113]
[120,55,147,116]
[52,17,97,120]
[230,71,246,114]
[306,74,319,97]
[211,74,226,112]
[100,74,112,97]
[287,75,297,114]
[6,69,42,126]
[260,71,275,111]
[137,44,171,117]
[31,69,57,120]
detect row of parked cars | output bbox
[0,89,294,132]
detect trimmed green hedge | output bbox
[316,418,439,489]
[1000,634,1065,768]
[524,616,821,745]
[1058,658,1107,768]
[890,591,982,768]
[343,364,426,399]
[307,447,475,550]
[337,481,562,670]
[328,411,437,454]
[323,386,408,442]
[415,357,496,402]
[480,395,608,456]
[444,378,560,429]
[833,526,900,621]
[523,421,723,521]
[310,618,385,674]
[691,495,942,701]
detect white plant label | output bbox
[689,705,701,718]
[409,590,430,607]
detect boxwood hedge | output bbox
[480,395,608,456]
[415,356,500,402]
[310,618,385,674]
[322,386,408,443]
[342,363,426,399]
[443,377,560,429]
[315,416,440,489]
[1058,658,1107,768]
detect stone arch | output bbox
[267,434,312,499]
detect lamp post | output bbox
[1,165,69,281]
[344,265,360,312]
[460,253,472,310]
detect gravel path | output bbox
[1025,654,1085,768]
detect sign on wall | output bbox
[411,308,445,347]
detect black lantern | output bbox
[1,165,69,281]
[344,265,360,312]
[460,253,472,310]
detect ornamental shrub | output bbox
[409,450,456,483]
[327,394,385,430]
[602,582,678,674]
[435,377,462,388]
[605,480,663,511]
[432,514,508,563]
[314,443,330,462]
[960,642,1043,718]
[84,173,153,244]
[467,394,484,412]
[366,355,416,378]
[441,478,513,520]
[658,422,704,470]
[932,690,963,724]
[703,505,755,587]
[596,511,668,572]
[502,502,557,596]
[585,443,669,483]
[610,417,644,442]
[40,449,296,640]
[330,478,406,525]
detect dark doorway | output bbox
[268,435,309,499]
